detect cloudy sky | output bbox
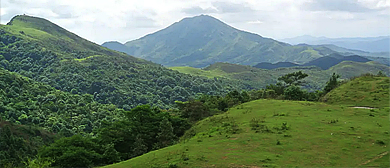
[1,0,389,44]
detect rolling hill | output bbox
[103,15,339,67]
[0,15,249,110]
[253,62,299,70]
[171,61,389,91]
[101,41,130,54]
[322,75,389,108]
[104,76,390,167]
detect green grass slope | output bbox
[323,75,389,108]
[104,99,389,167]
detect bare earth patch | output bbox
[359,151,389,166]
[351,106,376,110]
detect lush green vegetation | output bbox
[323,74,389,108]
[0,62,313,167]
[0,67,123,167]
[0,66,253,167]
[0,120,56,167]
[37,105,191,168]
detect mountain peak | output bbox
[8,14,51,26]
[182,14,219,21]
[7,14,72,38]
[173,14,229,30]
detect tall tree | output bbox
[278,71,308,87]
[323,73,340,94]
[154,118,176,149]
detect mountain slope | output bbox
[104,15,336,67]
[0,15,247,110]
[0,67,129,167]
[0,67,124,135]
[303,55,370,70]
[101,41,129,54]
[104,97,389,167]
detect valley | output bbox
[0,10,388,168]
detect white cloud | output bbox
[0,0,388,43]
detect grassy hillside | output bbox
[0,15,249,110]
[104,98,389,167]
[328,61,390,79]
[323,75,389,108]
[170,66,228,79]
[105,15,337,67]
[170,62,390,91]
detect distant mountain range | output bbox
[254,54,371,70]
[102,15,346,68]
[103,15,388,68]
[281,35,390,53]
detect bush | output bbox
[284,85,304,100]
[39,135,104,167]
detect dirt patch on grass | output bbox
[351,106,376,110]
[359,151,389,166]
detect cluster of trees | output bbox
[262,71,341,101]
[0,68,124,136]
[0,120,56,168]
[32,88,259,168]
[37,105,191,167]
